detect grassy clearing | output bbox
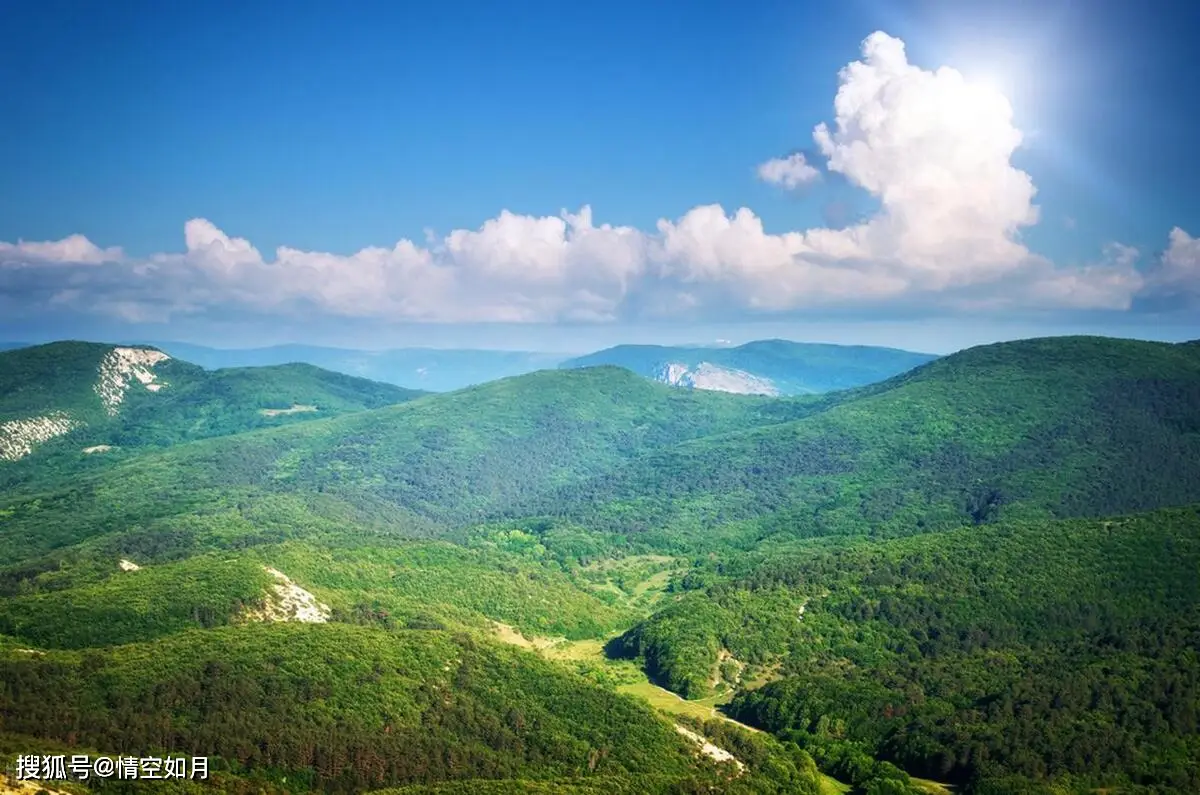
[615,680,735,723]
[575,554,683,612]
[819,773,852,794]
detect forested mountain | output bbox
[2,335,1199,793]
[560,339,938,395]
[0,342,424,489]
[0,365,824,560]
[533,336,1200,547]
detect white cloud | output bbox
[651,205,907,309]
[0,31,1183,323]
[756,153,820,189]
[0,234,122,265]
[1141,228,1200,303]
[1158,228,1200,287]
[810,31,1039,289]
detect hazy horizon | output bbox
[3,315,1198,358]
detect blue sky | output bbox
[1,0,1198,351]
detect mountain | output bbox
[536,336,1200,547]
[3,334,1200,794]
[146,341,568,392]
[0,341,424,470]
[6,336,1198,561]
[559,339,938,396]
[0,366,823,560]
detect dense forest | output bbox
[2,336,1199,793]
[617,508,1200,793]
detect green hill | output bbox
[0,535,634,648]
[5,336,1199,562]
[0,341,425,488]
[537,336,1200,547]
[0,365,822,560]
[0,623,715,792]
[2,334,1199,793]
[612,505,1200,793]
[1,620,830,794]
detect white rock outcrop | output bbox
[94,347,170,415]
[675,724,745,772]
[246,567,331,623]
[654,361,779,396]
[0,412,80,461]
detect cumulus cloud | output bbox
[6,207,651,324]
[0,31,1186,324]
[1132,228,1200,308]
[756,153,820,189]
[809,31,1039,288]
[1152,228,1200,292]
[0,234,122,265]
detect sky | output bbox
[1,0,1198,353]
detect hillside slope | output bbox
[2,335,1199,794]
[615,505,1200,793]
[0,366,823,560]
[4,337,1198,562]
[0,623,726,792]
[0,341,424,476]
[538,337,1200,546]
[561,340,937,395]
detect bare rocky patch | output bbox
[0,412,80,461]
[260,404,319,417]
[674,723,745,773]
[94,347,170,415]
[654,361,779,396]
[242,567,331,623]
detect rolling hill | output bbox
[0,365,823,560]
[1,622,773,793]
[560,339,938,396]
[2,334,1199,794]
[534,336,1200,547]
[4,337,1198,562]
[0,341,424,483]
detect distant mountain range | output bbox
[135,342,568,393]
[0,338,939,396]
[560,339,939,395]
